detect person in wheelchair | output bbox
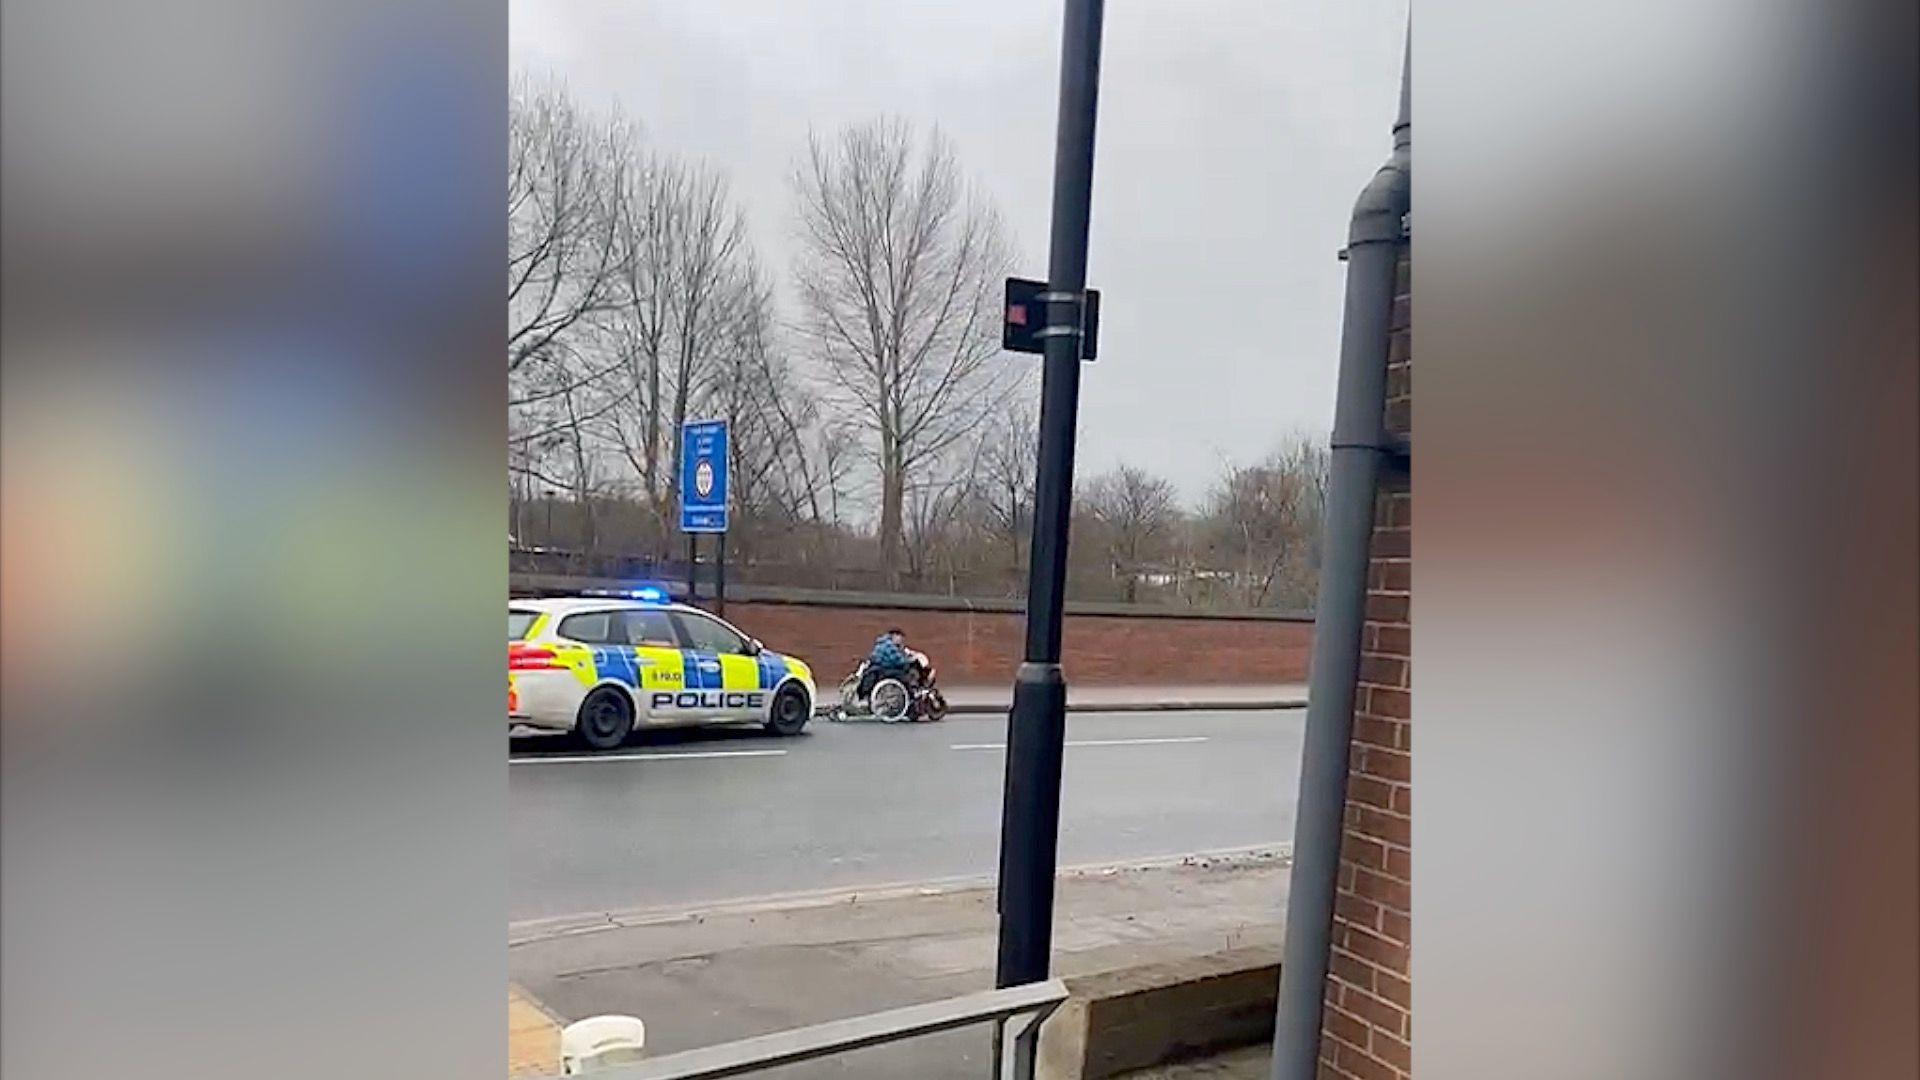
[858,628,924,698]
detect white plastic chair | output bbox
[559,1014,647,1075]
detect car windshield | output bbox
[508,609,539,641]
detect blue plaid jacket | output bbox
[868,635,910,670]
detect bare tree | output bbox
[1201,434,1330,607]
[661,167,754,510]
[1081,464,1182,601]
[601,145,678,508]
[901,434,992,589]
[790,117,1018,581]
[705,264,832,526]
[509,77,630,501]
[595,155,761,517]
[508,76,624,383]
[505,77,853,571]
[814,426,857,528]
[977,400,1038,579]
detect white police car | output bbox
[508,590,816,750]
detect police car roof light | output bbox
[579,583,674,604]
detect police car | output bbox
[508,589,816,750]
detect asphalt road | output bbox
[509,708,1305,923]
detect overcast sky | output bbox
[511,1,1408,503]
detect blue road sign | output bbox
[680,419,730,533]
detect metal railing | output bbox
[556,979,1068,1080]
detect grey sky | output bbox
[511,1,1408,503]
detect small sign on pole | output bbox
[1003,277,1100,360]
[679,419,729,533]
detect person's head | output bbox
[886,627,905,643]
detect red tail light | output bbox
[509,644,563,671]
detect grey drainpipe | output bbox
[1270,34,1410,1080]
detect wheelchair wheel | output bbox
[870,678,910,722]
[920,689,949,723]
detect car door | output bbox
[670,610,762,721]
[618,607,690,724]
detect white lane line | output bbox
[949,736,1209,751]
[511,749,788,765]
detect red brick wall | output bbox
[718,601,1312,687]
[1320,250,1411,1080]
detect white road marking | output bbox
[511,749,788,765]
[949,736,1210,751]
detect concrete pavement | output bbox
[508,985,563,1079]
[509,854,1289,1079]
[509,707,1305,923]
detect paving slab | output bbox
[509,984,563,1078]
[509,854,1289,1079]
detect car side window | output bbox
[556,611,617,644]
[623,609,679,649]
[673,612,747,655]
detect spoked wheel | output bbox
[870,678,910,723]
[575,687,634,751]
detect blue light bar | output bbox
[580,582,674,604]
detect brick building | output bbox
[1317,250,1411,1079]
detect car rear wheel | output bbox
[576,687,634,751]
[765,683,812,736]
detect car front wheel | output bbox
[765,684,812,736]
[576,687,634,751]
